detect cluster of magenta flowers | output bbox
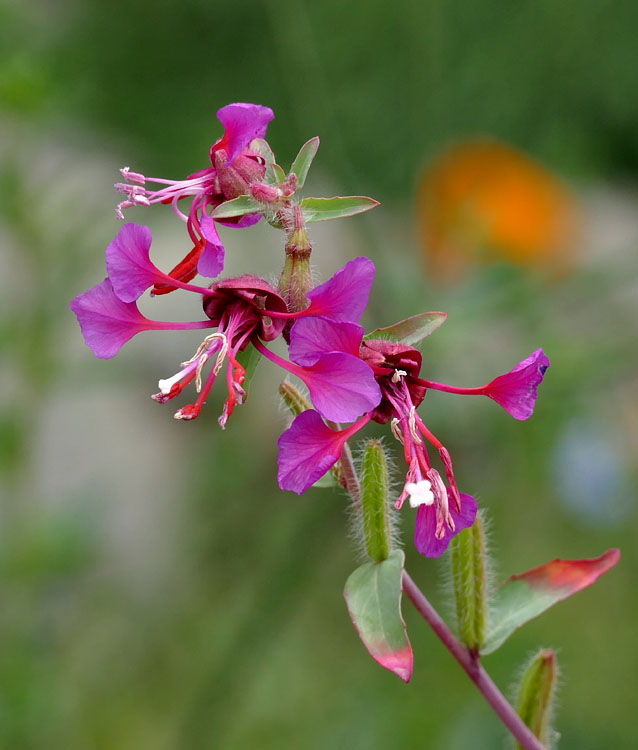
[71,102,550,558]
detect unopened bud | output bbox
[213,148,267,200]
[278,206,313,319]
[449,509,488,651]
[360,440,394,562]
[250,182,282,204]
[279,380,312,417]
[515,649,559,749]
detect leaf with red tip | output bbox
[364,311,448,347]
[344,549,413,682]
[482,549,620,655]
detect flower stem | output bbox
[337,440,545,750]
[401,571,547,750]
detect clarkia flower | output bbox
[277,336,550,557]
[115,103,274,292]
[71,223,380,427]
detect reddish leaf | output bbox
[482,549,620,655]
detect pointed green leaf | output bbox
[482,548,620,655]
[344,549,413,682]
[270,163,286,185]
[364,312,447,346]
[235,342,261,398]
[251,138,275,163]
[212,196,260,220]
[311,472,339,489]
[290,137,320,189]
[251,138,285,185]
[300,196,379,223]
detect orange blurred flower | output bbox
[416,139,581,281]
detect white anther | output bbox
[406,480,434,508]
[391,368,408,383]
[390,418,405,444]
[181,333,228,392]
[158,370,183,395]
[408,407,422,444]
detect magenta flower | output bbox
[69,277,214,359]
[481,349,550,419]
[415,348,550,421]
[277,336,549,557]
[71,224,380,427]
[115,102,274,293]
[278,409,372,493]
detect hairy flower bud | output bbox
[278,206,313,320]
[279,380,312,417]
[515,649,559,748]
[359,440,395,562]
[449,509,489,651]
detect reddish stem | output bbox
[413,377,486,396]
[402,571,546,750]
[336,441,545,750]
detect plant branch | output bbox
[402,571,546,750]
[337,440,544,749]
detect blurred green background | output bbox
[1,1,636,748]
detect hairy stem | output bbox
[402,571,546,750]
[338,441,545,750]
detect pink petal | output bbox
[299,352,382,423]
[305,257,375,322]
[484,349,550,420]
[414,492,477,558]
[197,216,226,277]
[105,223,164,302]
[289,317,364,366]
[70,278,155,358]
[216,212,263,229]
[215,103,274,164]
[278,410,351,494]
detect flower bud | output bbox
[250,182,282,204]
[278,206,313,318]
[359,439,394,562]
[515,649,559,749]
[213,148,267,200]
[279,380,312,417]
[449,509,488,651]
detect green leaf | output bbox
[344,549,413,682]
[212,196,260,220]
[482,548,620,655]
[270,163,286,185]
[251,138,284,185]
[290,137,320,189]
[300,196,379,223]
[235,343,261,399]
[311,472,339,489]
[364,312,447,346]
